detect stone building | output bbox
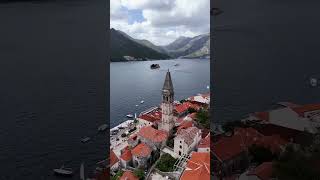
[174,126,202,156]
[131,143,152,169]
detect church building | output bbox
[159,70,176,134]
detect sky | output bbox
[110,0,210,46]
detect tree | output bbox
[196,109,210,129]
[111,170,123,180]
[187,107,197,114]
[156,153,177,172]
[222,120,246,133]
[180,99,187,103]
[133,169,145,180]
[166,138,174,148]
[273,145,320,180]
[249,144,276,164]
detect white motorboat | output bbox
[140,100,144,104]
[81,137,91,143]
[126,114,134,118]
[135,104,139,107]
[98,124,107,132]
[53,165,73,176]
[310,78,318,87]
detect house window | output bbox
[180,141,182,143]
[180,145,182,149]
[179,151,181,155]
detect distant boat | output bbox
[98,124,107,132]
[80,163,85,180]
[126,114,134,118]
[135,104,139,107]
[53,165,73,177]
[174,63,179,66]
[310,78,318,87]
[140,100,144,104]
[150,64,160,69]
[206,85,210,89]
[81,137,91,143]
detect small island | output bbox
[150,64,160,69]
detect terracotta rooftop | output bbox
[255,134,287,153]
[110,149,119,167]
[198,133,210,149]
[291,104,320,116]
[120,147,132,161]
[138,126,168,143]
[176,126,201,145]
[255,124,302,142]
[188,112,197,119]
[253,111,269,122]
[247,162,273,180]
[180,152,210,180]
[213,127,288,162]
[120,171,139,180]
[176,117,184,124]
[213,128,264,162]
[131,143,152,158]
[138,110,162,123]
[177,120,194,132]
[175,102,201,114]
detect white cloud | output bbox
[110,0,210,46]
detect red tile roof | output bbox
[180,152,210,180]
[256,124,302,142]
[253,111,269,121]
[247,162,273,180]
[176,117,184,124]
[213,128,288,162]
[110,149,119,167]
[213,128,264,162]
[177,120,193,132]
[120,147,132,161]
[175,102,201,114]
[291,104,320,116]
[189,112,197,119]
[120,171,139,180]
[138,111,162,123]
[255,135,287,153]
[131,143,152,158]
[138,126,168,143]
[198,133,210,149]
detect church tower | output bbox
[159,70,175,133]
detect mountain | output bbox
[135,39,167,54]
[110,28,170,61]
[163,36,192,51]
[163,34,210,58]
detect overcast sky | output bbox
[110,0,210,46]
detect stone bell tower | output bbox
[159,70,175,133]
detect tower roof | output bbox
[163,70,174,93]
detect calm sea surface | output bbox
[110,59,210,128]
[213,0,320,124]
[0,1,106,179]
